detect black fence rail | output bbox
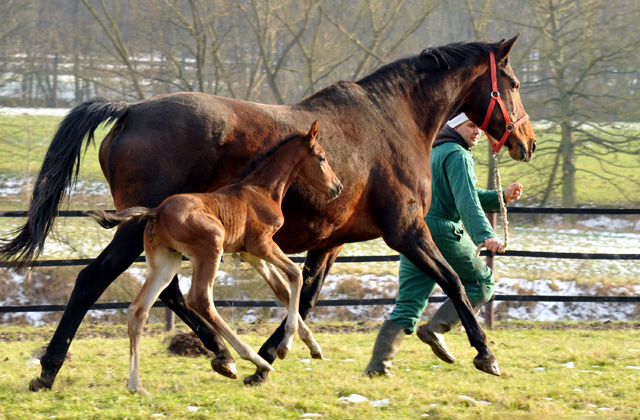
[1,207,639,315]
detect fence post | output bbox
[484,212,496,329]
[164,307,175,332]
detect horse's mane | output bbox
[356,40,497,91]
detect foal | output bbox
[89,121,342,395]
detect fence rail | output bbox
[1,207,639,317]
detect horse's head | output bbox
[299,120,343,199]
[464,34,537,162]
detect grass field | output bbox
[1,322,639,419]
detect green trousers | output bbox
[389,217,495,333]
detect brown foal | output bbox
[89,121,342,395]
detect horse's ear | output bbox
[496,33,520,62]
[308,120,319,144]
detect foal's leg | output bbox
[187,250,273,373]
[248,244,310,360]
[29,220,233,391]
[128,243,182,396]
[244,245,343,386]
[29,222,143,392]
[238,252,322,359]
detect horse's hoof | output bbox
[211,358,238,379]
[29,378,50,392]
[243,371,268,386]
[311,350,324,360]
[473,355,501,376]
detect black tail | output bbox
[86,207,157,230]
[0,97,130,270]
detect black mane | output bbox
[356,40,497,91]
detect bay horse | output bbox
[87,121,341,395]
[1,35,536,390]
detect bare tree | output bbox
[320,0,440,81]
[510,0,640,208]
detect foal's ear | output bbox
[496,33,520,62]
[307,120,320,144]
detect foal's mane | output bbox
[234,133,303,182]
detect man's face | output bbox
[455,121,481,148]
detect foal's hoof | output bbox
[311,349,324,360]
[29,378,51,392]
[211,358,238,379]
[473,355,501,376]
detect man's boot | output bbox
[364,320,406,377]
[416,299,480,364]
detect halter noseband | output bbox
[478,51,529,154]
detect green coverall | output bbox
[389,133,501,333]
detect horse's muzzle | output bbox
[329,182,343,200]
[518,140,536,162]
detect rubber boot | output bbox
[416,299,481,364]
[364,320,406,377]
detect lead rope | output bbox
[475,152,509,258]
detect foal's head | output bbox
[298,120,343,200]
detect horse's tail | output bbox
[0,97,130,270]
[86,207,157,230]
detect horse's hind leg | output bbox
[244,245,343,386]
[29,222,144,392]
[187,251,273,373]
[128,243,182,396]
[239,253,322,359]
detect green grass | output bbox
[0,114,108,183]
[1,322,639,419]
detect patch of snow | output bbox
[339,394,369,404]
[0,107,70,116]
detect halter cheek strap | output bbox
[478,51,529,154]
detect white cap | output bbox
[447,113,469,128]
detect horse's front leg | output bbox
[244,245,344,386]
[382,219,499,376]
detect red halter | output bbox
[479,51,529,154]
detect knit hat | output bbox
[446,113,470,128]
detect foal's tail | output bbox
[0,97,129,270]
[86,207,157,230]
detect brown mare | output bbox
[1,35,536,390]
[87,121,341,395]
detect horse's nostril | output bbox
[532,141,537,153]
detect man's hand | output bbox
[484,237,505,253]
[504,182,523,203]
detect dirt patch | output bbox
[167,332,213,357]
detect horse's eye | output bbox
[512,82,519,90]
[318,155,326,163]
